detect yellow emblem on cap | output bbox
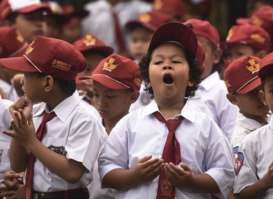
[83,34,96,47]
[154,0,162,10]
[16,31,24,43]
[246,58,260,74]
[103,58,117,72]
[226,29,234,42]
[250,33,265,44]
[251,16,263,26]
[52,59,71,71]
[139,13,151,23]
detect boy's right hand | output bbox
[261,162,273,189]
[131,155,163,185]
[9,96,33,122]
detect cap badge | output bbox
[251,16,263,26]
[83,35,96,47]
[250,33,265,44]
[154,0,162,10]
[103,58,117,72]
[246,58,260,74]
[139,13,151,23]
[52,59,72,71]
[226,29,234,42]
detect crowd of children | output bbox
[0,0,273,199]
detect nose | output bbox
[162,65,173,70]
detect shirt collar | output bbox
[142,99,196,123]
[33,91,81,122]
[199,71,221,91]
[237,112,264,131]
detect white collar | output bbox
[199,72,221,91]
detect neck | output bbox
[156,97,185,120]
[241,112,268,125]
[104,116,123,134]
[45,92,71,111]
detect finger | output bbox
[179,163,192,172]
[18,110,27,126]
[138,155,152,163]
[0,190,16,197]
[142,158,162,168]
[145,159,163,173]
[2,131,16,138]
[169,162,189,176]
[165,163,181,179]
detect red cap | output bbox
[91,54,140,91]
[0,0,51,20]
[0,36,86,80]
[73,34,114,56]
[185,18,220,48]
[0,26,26,58]
[224,56,262,94]
[250,5,273,38]
[125,10,172,32]
[148,22,197,59]
[153,0,184,18]
[259,52,273,77]
[226,24,271,52]
[236,17,250,25]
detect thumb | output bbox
[138,155,152,163]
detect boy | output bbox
[224,23,271,66]
[233,52,273,198]
[224,56,268,148]
[99,22,235,199]
[88,53,140,199]
[74,34,114,105]
[0,36,105,199]
[185,18,238,140]
[125,10,171,63]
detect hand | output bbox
[130,155,163,185]
[11,74,24,97]
[9,96,33,122]
[164,162,194,188]
[261,162,273,189]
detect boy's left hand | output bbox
[164,162,194,188]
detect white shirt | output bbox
[82,0,151,51]
[233,117,273,198]
[0,99,12,180]
[99,99,235,199]
[195,72,238,140]
[0,79,17,101]
[32,92,106,192]
[231,112,263,148]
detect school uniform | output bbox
[99,99,235,199]
[231,112,264,148]
[233,116,273,198]
[195,71,238,140]
[0,99,12,180]
[31,92,106,196]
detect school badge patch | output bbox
[233,146,244,175]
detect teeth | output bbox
[163,73,174,84]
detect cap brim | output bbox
[237,77,261,94]
[17,3,51,14]
[91,74,129,90]
[82,46,114,56]
[0,56,37,73]
[148,22,197,57]
[125,21,154,32]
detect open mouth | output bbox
[163,73,174,84]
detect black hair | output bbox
[139,42,202,98]
[32,72,76,96]
[260,65,273,85]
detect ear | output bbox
[213,48,222,65]
[188,81,194,87]
[43,75,54,93]
[258,89,267,106]
[226,93,238,105]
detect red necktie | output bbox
[153,112,182,199]
[25,111,56,199]
[112,10,127,54]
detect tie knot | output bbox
[42,111,56,123]
[153,112,182,132]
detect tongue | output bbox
[163,73,174,84]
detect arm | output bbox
[9,138,28,172]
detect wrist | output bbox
[25,136,38,152]
[259,177,271,191]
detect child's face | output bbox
[15,11,48,43]
[197,36,220,79]
[128,27,153,61]
[233,88,268,119]
[22,73,45,103]
[262,76,273,112]
[93,82,135,121]
[225,44,255,67]
[149,43,190,103]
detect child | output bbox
[0,36,106,199]
[88,53,140,199]
[99,22,235,199]
[233,52,273,198]
[224,56,268,148]
[224,23,271,66]
[185,18,238,140]
[125,10,171,63]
